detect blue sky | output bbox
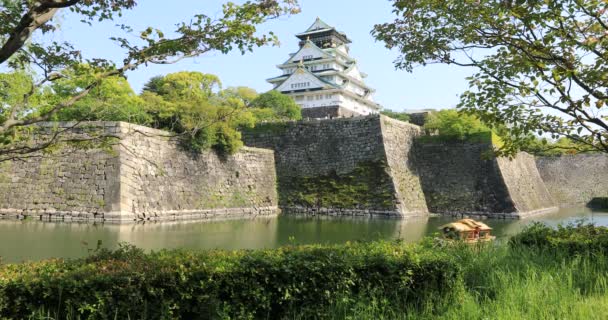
[54,0,474,112]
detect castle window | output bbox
[303,55,313,60]
[290,82,311,90]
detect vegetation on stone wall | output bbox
[522,137,598,156]
[380,109,411,122]
[242,119,291,136]
[279,161,396,210]
[0,70,302,155]
[416,131,496,144]
[417,109,594,156]
[423,109,491,139]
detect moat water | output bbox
[1,207,606,263]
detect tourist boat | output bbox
[438,219,496,243]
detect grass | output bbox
[294,243,608,319]
[15,231,608,319]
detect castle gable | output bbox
[304,17,333,33]
[275,67,336,92]
[287,41,330,64]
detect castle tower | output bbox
[267,18,381,118]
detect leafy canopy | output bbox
[0,0,300,161]
[373,0,608,155]
[424,109,491,139]
[250,90,302,121]
[140,71,255,154]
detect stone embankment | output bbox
[0,122,279,222]
[536,154,608,207]
[1,117,603,222]
[414,140,556,218]
[242,115,428,218]
[244,115,558,219]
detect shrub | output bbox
[424,109,490,138]
[0,242,461,319]
[510,222,608,255]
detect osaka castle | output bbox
[267,18,382,118]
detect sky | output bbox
[51,0,475,112]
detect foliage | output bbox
[0,0,300,161]
[219,86,259,107]
[143,72,222,99]
[141,72,255,154]
[510,221,608,255]
[522,136,598,156]
[373,0,608,155]
[250,90,302,121]
[424,110,490,139]
[0,241,460,320]
[280,161,396,209]
[51,73,151,124]
[315,243,608,320]
[4,223,608,319]
[380,109,411,122]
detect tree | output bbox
[219,87,259,107]
[141,72,255,154]
[373,0,608,155]
[51,72,150,124]
[424,109,490,139]
[250,90,302,121]
[0,0,299,161]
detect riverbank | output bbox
[1,207,605,263]
[2,222,608,319]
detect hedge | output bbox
[0,241,462,319]
[510,222,608,255]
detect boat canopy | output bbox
[439,219,492,232]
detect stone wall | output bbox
[496,153,556,215]
[118,123,278,221]
[380,117,428,215]
[0,122,279,222]
[301,106,360,119]
[0,124,121,220]
[536,154,608,206]
[243,115,428,217]
[414,141,556,218]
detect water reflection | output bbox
[0,207,606,263]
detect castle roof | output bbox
[296,17,351,43]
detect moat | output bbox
[1,207,606,263]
